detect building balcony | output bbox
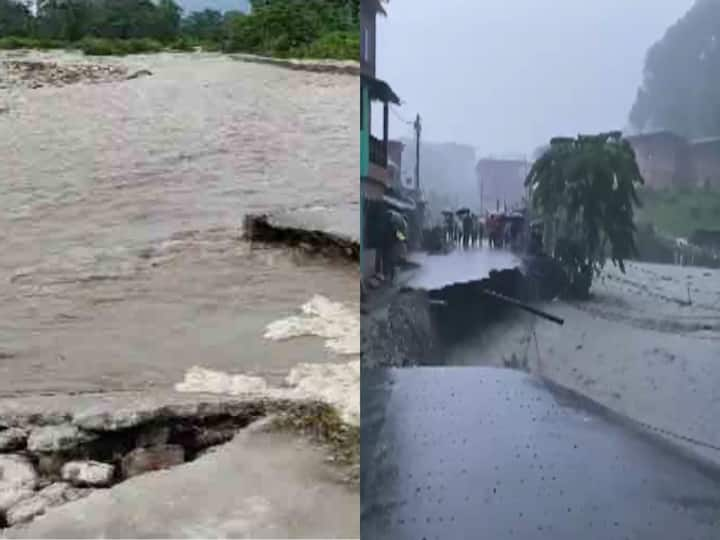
[369,135,387,167]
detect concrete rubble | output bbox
[61,461,114,487]
[0,60,129,90]
[0,429,27,452]
[0,386,359,531]
[27,424,97,453]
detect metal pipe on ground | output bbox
[480,288,564,326]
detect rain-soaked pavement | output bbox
[361,367,720,540]
[406,248,521,290]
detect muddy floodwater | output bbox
[0,50,359,395]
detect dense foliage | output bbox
[525,132,645,299]
[629,0,720,139]
[636,187,720,238]
[225,0,359,59]
[0,0,359,58]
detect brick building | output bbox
[625,131,695,190]
[690,137,720,190]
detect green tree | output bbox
[36,0,96,41]
[227,0,358,57]
[525,132,645,299]
[0,0,32,36]
[182,8,224,42]
[153,0,181,42]
[629,0,720,138]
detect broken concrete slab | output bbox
[243,212,358,263]
[0,428,27,452]
[26,424,96,453]
[5,496,47,526]
[4,429,359,538]
[0,456,37,491]
[36,483,70,507]
[2,480,79,528]
[405,249,522,291]
[61,462,114,488]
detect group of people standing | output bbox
[443,211,483,249]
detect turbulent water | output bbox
[0,50,359,395]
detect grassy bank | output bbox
[0,36,223,56]
[636,187,720,238]
[0,32,357,60]
[0,0,359,61]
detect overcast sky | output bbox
[375,0,694,157]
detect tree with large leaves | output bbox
[525,132,645,299]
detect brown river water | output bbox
[0,50,359,395]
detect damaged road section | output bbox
[0,370,359,532]
[244,213,359,264]
[361,250,568,368]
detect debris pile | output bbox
[0,394,354,529]
[0,60,130,90]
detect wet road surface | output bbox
[361,367,720,539]
[406,248,521,291]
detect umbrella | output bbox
[456,208,470,216]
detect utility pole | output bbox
[414,114,421,191]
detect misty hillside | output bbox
[178,0,249,14]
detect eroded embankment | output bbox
[231,54,360,76]
[361,264,537,367]
[244,214,359,264]
[0,393,358,529]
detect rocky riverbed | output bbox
[0,58,133,90]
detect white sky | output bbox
[374,0,694,157]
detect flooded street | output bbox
[446,260,720,464]
[0,50,359,394]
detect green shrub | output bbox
[78,37,119,55]
[290,31,358,60]
[224,0,358,60]
[169,36,196,51]
[0,36,65,50]
[124,38,164,54]
[78,37,164,56]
